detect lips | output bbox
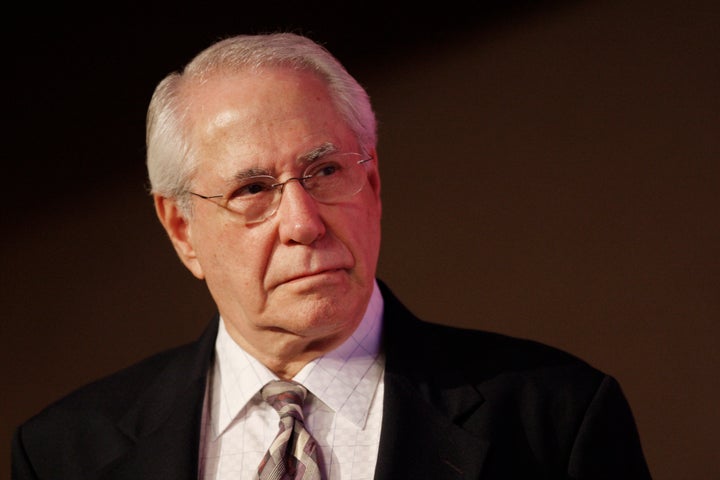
[268,244,355,290]
[284,267,346,284]
[269,261,352,289]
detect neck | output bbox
[223,320,351,379]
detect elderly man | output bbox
[12,33,651,479]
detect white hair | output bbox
[145,32,378,214]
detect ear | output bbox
[366,147,382,202]
[153,194,205,279]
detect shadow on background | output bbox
[3,1,718,479]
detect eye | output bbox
[230,177,275,198]
[308,160,342,178]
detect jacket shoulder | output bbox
[27,341,197,426]
[13,324,215,479]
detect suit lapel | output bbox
[374,281,490,479]
[374,373,489,480]
[101,317,219,479]
[84,286,490,479]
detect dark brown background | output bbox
[3,1,718,478]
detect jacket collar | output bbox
[374,280,489,479]
[108,317,218,479]
[107,281,491,479]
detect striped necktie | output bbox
[258,380,322,480]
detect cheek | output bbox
[346,200,382,268]
[193,219,265,281]
[201,232,273,311]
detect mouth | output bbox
[280,267,348,288]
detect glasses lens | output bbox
[225,177,279,223]
[304,154,366,203]
[207,152,370,224]
[242,196,278,223]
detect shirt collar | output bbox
[209,281,385,437]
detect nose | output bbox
[275,180,326,245]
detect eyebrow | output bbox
[233,167,273,181]
[230,142,339,182]
[297,142,338,165]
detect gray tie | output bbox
[258,380,322,480]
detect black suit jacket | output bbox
[12,281,651,479]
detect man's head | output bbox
[146,33,382,376]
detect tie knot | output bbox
[262,380,308,420]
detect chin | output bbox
[287,295,362,332]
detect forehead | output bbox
[185,67,355,174]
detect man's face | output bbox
[161,67,382,356]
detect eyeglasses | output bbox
[188,151,373,224]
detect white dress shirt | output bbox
[198,281,386,480]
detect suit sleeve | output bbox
[11,426,41,480]
[567,375,652,479]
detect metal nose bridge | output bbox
[271,176,318,215]
[272,175,312,192]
